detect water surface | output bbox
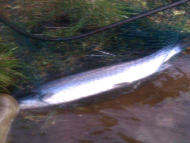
[9,55,190,143]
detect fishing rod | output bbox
[0,0,189,41]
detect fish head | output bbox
[18,93,54,109]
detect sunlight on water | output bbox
[9,55,190,143]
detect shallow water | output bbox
[8,55,190,143]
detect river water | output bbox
[8,55,190,143]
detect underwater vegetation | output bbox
[0,36,24,92]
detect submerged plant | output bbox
[0,37,24,92]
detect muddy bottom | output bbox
[8,55,190,143]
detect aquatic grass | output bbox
[0,36,25,93]
[1,0,143,37]
[1,0,189,36]
[1,0,189,39]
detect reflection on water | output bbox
[9,55,190,143]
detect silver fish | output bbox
[18,36,190,109]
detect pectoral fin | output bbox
[114,82,130,88]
